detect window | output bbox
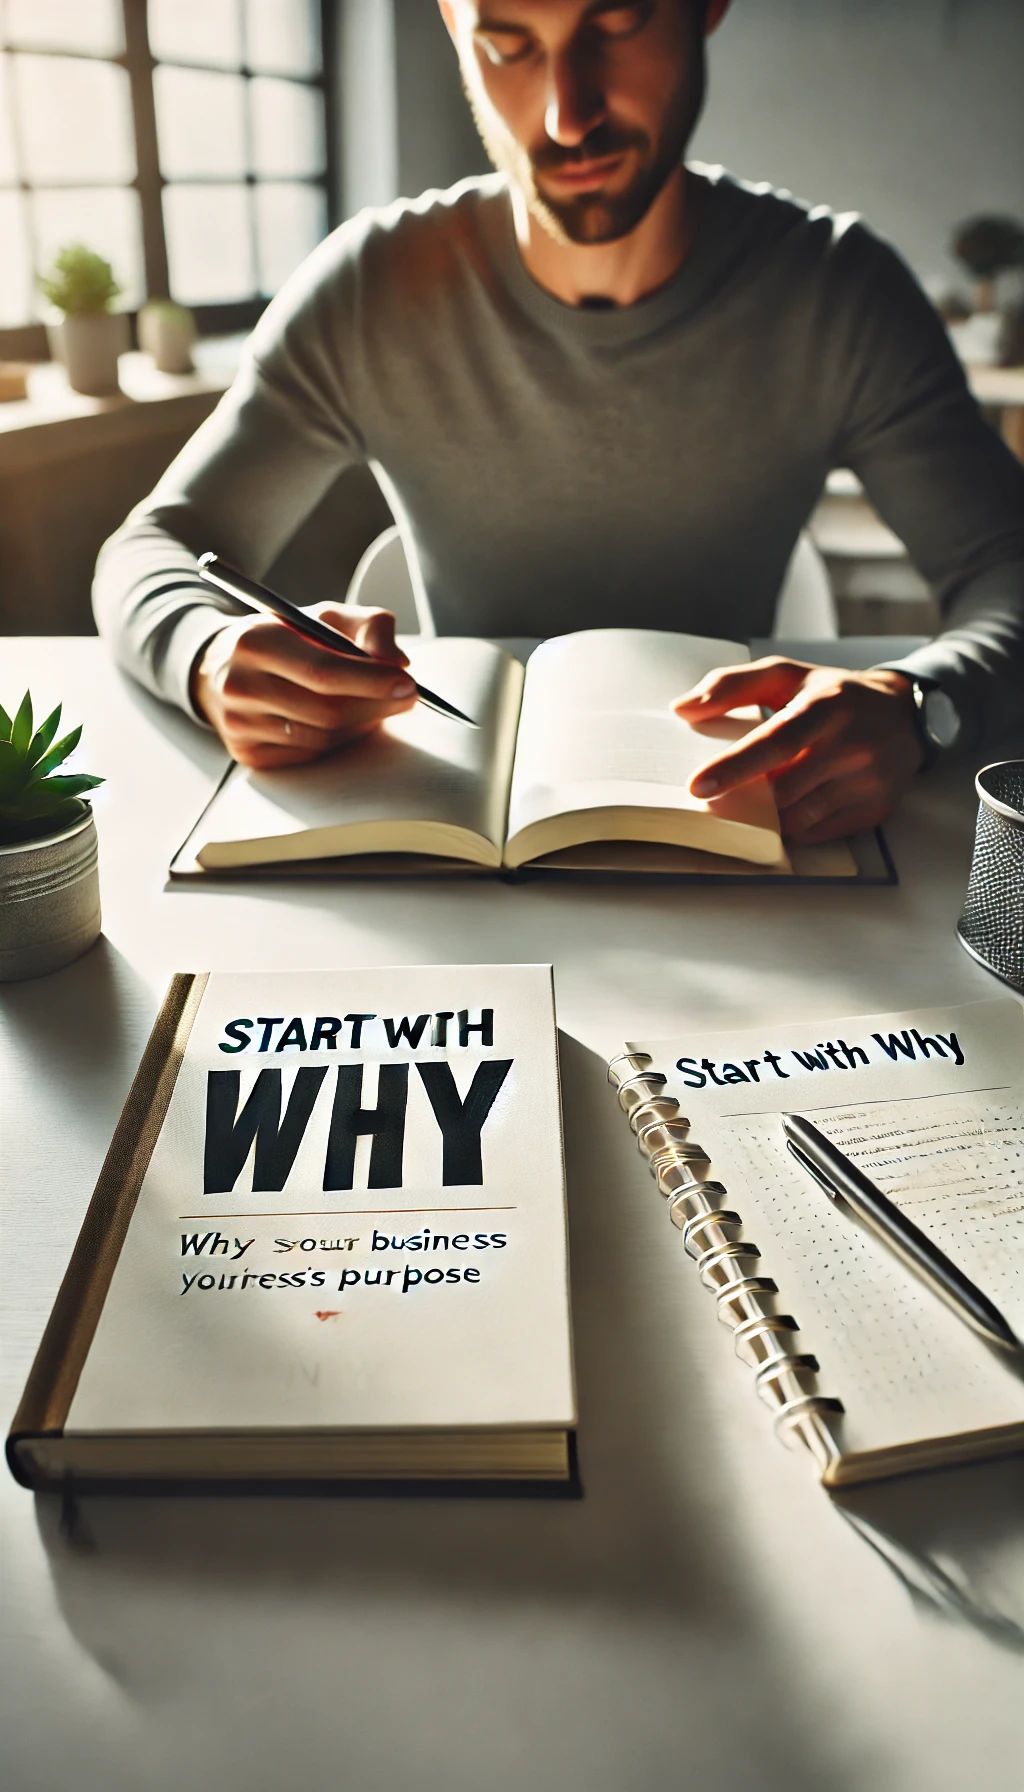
[0,0,332,351]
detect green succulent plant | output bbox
[39,243,121,317]
[0,694,103,847]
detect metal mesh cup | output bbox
[956,761,1024,992]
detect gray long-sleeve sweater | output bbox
[94,166,1024,748]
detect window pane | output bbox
[33,186,144,311]
[15,55,135,184]
[255,180,326,295]
[4,0,123,57]
[250,77,324,178]
[0,54,17,183]
[154,66,246,179]
[0,188,33,324]
[164,182,255,303]
[244,0,321,77]
[148,0,243,69]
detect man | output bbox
[95,0,1024,845]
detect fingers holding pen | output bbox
[218,695,415,769]
[191,609,417,766]
[240,607,412,692]
[215,620,416,713]
[223,665,415,741]
[319,603,410,669]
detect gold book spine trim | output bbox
[607,1051,844,1478]
[8,971,209,1460]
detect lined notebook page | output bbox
[715,1093,1024,1457]
[631,999,1024,1463]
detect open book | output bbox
[609,999,1024,1487]
[172,630,873,880]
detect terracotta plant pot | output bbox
[0,805,101,981]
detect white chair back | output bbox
[346,526,434,634]
[772,533,839,638]
[347,527,838,640]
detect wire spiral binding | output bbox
[608,1051,843,1474]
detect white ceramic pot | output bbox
[50,313,125,396]
[137,300,196,374]
[0,806,101,981]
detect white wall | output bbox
[340,0,400,216]
[376,0,1024,296]
[691,0,1024,293]
[393,0,489,198]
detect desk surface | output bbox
[4,638,1024,1792]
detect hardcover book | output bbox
[8,965,576,1487]
[171,630,888,883]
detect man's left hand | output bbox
[674,658,925,843]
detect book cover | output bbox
[9,964,576,1486]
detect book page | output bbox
[504,630,787,869]
[809,1092,1024,1329]
[67,967,575,1435]
[176,639,524,871]
[628,1000,1024,1463]
[522,837,858,879]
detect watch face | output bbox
[922,687,961,750]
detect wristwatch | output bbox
[903,675,962,767]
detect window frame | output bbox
[0,0,337,360]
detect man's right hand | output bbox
[190,604,418,769]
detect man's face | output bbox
[441,1,712,245]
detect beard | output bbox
[464,54,706,246]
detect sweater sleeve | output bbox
[93,232,368,716]
[827,229,1024,751]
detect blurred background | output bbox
[1,0,1022,639]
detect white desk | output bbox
[4,638,1024,1792]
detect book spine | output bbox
[607,1052,843,1478]
[6,971,209,1485]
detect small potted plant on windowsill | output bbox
[40,243,126,396]
[0,694,104,982]
[138,296,197,374]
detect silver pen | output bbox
[782,1111,1019,1351]
[197,553,476,727]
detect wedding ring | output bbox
[284,720,293,737]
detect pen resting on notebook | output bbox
[782,1112,1019,1352]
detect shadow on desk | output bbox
[834,1456,1024,1651]
[116,666,229,780]
[2,933,153,1128]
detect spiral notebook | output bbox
[609,999,1024,1487]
